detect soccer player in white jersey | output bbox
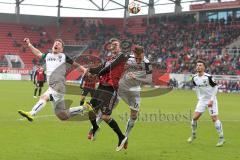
[87,45,152,149]
[118,45,152,149]
[18,38,91,122]
[187,59,225,147]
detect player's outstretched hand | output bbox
[24,38,31,46]
[82,68,88,76]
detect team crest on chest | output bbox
[58,55,62,62]
[203,80,207,84]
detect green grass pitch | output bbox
[0,80,239,160]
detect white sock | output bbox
[29,99,47,116]
[125,118,136,137]
[69,106,86,117]
[96,112,103,126]
[191,119,197,136]
[215,120,224,138]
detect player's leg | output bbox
[38,87,42,96]
[208,100,225,147]
[33,82,39,98]
[124,92,140,138]
[87,97,120,140]
[29,92,49,116]
[87,86,106,140]
[18,89,50,121]
[188,112,201,141]
[87,110,103,139]
[80,95,86,106]
[95,111,103,125]
[54,100,69,120]
[101,114,127,151]
[123,108,138,150]
[211,115,225,147]
[80,88,88,106]
[54,102,91,121]
[89,96,118,129]
[188,101,206,143]
[38,81,44,96]
[88,105,100,140]
[33,88,38,98]
[100,90,127,151]
[125,109,138,135]
[52,92,91,121]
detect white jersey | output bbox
[42,52,73,93]
[192,73,218,101]
[119,55,152,91]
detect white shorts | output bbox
[43,87,65,114]
[118,88,140,111]
[195,99,218,116]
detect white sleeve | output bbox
[195,87,200,100]
[132,73,152,84]
[210,85,218,101]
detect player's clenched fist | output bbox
[24,38,31,46]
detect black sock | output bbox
[90,119,99,131]
[107,118,125,141]
[80,100,84,106]
[34,88,37,96]
[39,88,42,96]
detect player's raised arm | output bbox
[72,61,88,76]
[88,65,104,75]
[208,76,218,101]
[64,54,88,75]
[208,76,218,107]
[98,53,128,76]
[24,38,43,58]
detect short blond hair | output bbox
[133,45,144,55]
[54,39,64,48]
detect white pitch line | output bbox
[17,114,56,121]
[15,114,240,122]
[201,120,240,122]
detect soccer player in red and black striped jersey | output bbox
[88,38,129,151]
[33,65,46,98]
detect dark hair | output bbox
[54,39,64,48]
[133,45,144,55]
[196,59,206,66]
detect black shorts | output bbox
[81,88,95,97]
[36,81,44,87]
[90,84,118,115]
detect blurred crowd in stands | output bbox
[0,14,239,92]
[83,15,240,75]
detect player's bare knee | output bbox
[193,112,201,121]
[193,117,199,121]
[131,115,137,120]
[130,110,138,120]
[211,116,218,122]
[101,114,110,122]
[40,95,49,101]
[130,112,138,120]
[56,111,69,121]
